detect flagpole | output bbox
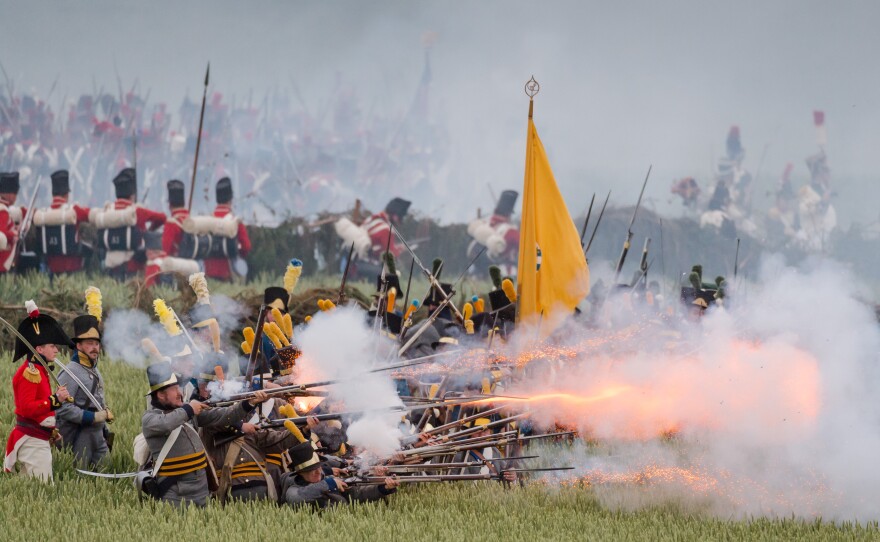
[520,76,540,323]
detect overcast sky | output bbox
[3,0,878,223]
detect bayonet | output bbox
[613,165,651,283]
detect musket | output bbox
[345,468,572,485]
[401,257,415,317]
[613,165,651,284]
[402,431,519,456]
[187,63,209,212]
[11,175,42,269]
[336,242,356,305]
[403,433,574,460]
[633,237,651,288]
[436,413,529,442]
[584,190,610,257]
[389,222,464,322]
[629,257,655,293]
[243,304,268,389]
[579,193,596,248]
[385,455,539,471]
[400,404,509,445]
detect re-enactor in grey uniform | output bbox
[140,361,270,507]
[56,315,113,467]
[280,441,399,508]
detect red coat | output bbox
[203,204,250,280]
[45,197,91,274]
[4,360,59,469]
[363,211,404,259]
[110,199,166,273]
[489,214,520,263]
[162,209,191,256]
[0,202,27,273]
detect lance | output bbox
[584,190,610,258]
[187,63,210,212]
[613,165,651,284]
[579,193,596,249]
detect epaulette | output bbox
[23,362,41,384]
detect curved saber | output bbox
[0,315,103,410]
[75,468,138,479]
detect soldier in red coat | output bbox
[34,170,91,274]
[362,197,410,260]
[3,301,73,481]
[0,171,27,273]
[203,177,251,281]
[97,169,166,278]
[162,180,189,256]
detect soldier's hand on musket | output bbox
[501,470,517,483]
[55,386,71,403]
[248,390,269,405]
[372,466,389,476]
[241,423,257,435]
[383,475,399,490]
[389,452,406,464]
[306,416,320,429]
[189,400,207,415]
[330,476,348,492]
[263,380,281,390]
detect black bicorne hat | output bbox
[264,287,288,313]
[14,308,74,362]
[385,197,411,218]
[494,190,518,217]
[216,177,233,204]
[167,180,185,208]
[0,171,20,194]
[51,170,70,196]
[72,315,101,342]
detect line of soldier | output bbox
[0,168,250,282]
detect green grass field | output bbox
[0,275,878,541]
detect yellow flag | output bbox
[516,111,590,331]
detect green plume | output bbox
[489,266,502,288]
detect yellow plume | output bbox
[264,323,283,349]
[386,288,396,313]
[284,260,303,295]
[271,307,285,329]
[404,300,420,321]
[474,298,485,313]
[317,299,326,311]
[464,319,474,335]
[84,286,103,322]
[304,315,312,324]
[324,300,336,311]
[502,278,517,303]
[463,302,474,321]
[284,420,307,444]
[241,340,252,355]
[243,326,255,345]
[281,313,293,338]
[153,299,181,336]
[278,404,295,418]
[187,272,211,305]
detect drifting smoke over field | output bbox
[297,307,403,457]
[504,257,880,521]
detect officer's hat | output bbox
[216,177,233,204]
[51,170,70,197]
[167,180,185,208]
[264,287,288,313]
[385,197,411,218]
[72,315,101,342]
[289,441,321,474]
[146,360,179,395]
[13,301,74,362]
[494,190,518,217]
[112,168,137,199]
[0,171,20,194]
